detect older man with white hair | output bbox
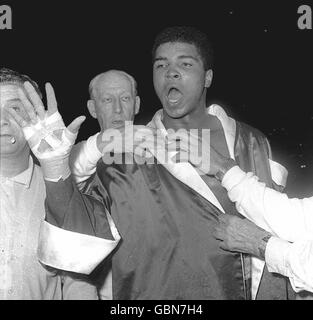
[69,70,143,299]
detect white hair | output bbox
[88,70,138,100]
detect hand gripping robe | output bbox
[41,105,291,299]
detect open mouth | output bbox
[167,87,183,105]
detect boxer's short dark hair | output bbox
[152,26,214,71]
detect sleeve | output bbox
[69,133,103,190]
[37,175,120,275]
[222,166,313,242]
[265,237,313,293]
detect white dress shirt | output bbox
[222,165,313,293]
[0,157,98,299]
[0,157,63,299]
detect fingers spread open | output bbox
[45,83,58,115]
[7,107,29,128]
[18,88,37,123]
[23,81,45,119]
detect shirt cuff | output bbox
[221,165,247,190]
[85,132,103,164]
[265,236,291,277]
[269,159,288,188]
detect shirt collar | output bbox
[10,157,34,188]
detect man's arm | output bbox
[265,237,313,293]
[9,81,120,274]
[38,175,120,275]
[70,125,156,190]
[221,165,313,242]
[70,133,103,190]
[214,215,313,293]
[208,142,313,242]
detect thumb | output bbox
[67,116,86,134]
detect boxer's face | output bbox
[153,42,212,119]
[0,84,28,156]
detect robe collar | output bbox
[147,104,237,213]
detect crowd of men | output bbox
[1,26,312,300]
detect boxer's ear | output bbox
[204,69,213,88]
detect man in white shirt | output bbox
[0,68,98,299]
[202,144,313,295]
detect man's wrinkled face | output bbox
[153,42,212,119]
[88,72,140,131]
[0,84,28,156]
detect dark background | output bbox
[1,0,312,196]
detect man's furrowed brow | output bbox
[178,55,200,62]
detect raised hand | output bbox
[8,81,85,181]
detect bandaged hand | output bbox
[8,81,85,181]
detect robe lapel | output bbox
[147,104,236,214]
[147,108,224,213]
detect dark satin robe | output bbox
[44,120,292,299]
[86,160,245,299]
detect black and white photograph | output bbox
[0,0,313,310]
